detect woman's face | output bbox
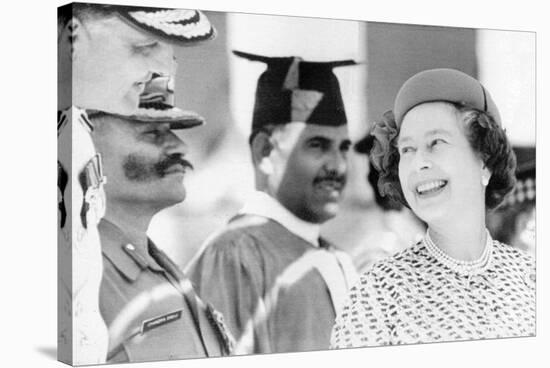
[397,102,489,225]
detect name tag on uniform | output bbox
[140,310,183,334]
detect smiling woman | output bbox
[330,69,535,348]
[397,102,499,225]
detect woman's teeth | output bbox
[416,180,447,194]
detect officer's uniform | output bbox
[99,219,233,363]
[90,8,231,360]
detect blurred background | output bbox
[147,11,536,273]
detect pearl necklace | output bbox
[424,229,494,276]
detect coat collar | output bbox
[99,219,164,282]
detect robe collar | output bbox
[239,190,321,247]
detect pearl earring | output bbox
[481,176,489,186]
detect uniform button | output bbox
[125,244,135,251]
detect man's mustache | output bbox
[155,155,194,177]
[313,172,346,186]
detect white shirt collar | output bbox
[239,190,321,247]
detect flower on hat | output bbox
[369,110,402,201]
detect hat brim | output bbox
[123,106,205,129]
[394,68,501,126]
[117,7,216,45]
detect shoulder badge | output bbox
[205,303,235,355]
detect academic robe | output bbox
[189,215,350,354]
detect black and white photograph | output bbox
[3,0,548,367]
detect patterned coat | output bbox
[331,239,535,348]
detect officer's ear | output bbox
[251,131,275,175]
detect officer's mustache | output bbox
[155,154,194,177]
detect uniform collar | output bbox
[239,190,321,247]
[99,219,164,281]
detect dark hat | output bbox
[233,50,357,131]
[506,146,536,206]
[115,6,216,45]
[394,68,501,127]
[106,74,204,129]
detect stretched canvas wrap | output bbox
[58,2,536,366]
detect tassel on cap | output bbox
[233,50,358,131]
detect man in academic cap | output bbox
[57,4,227,365]
[189,51,359,354]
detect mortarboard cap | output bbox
[233,50,357,132]
[394,68,501,127]
[115,6,216,45]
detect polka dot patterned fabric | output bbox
[330,239,535,348]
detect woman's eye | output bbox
[431,138,446,147]
[400,146,414,154]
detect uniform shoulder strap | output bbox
[147,240,235,355]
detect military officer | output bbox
[90,75,234,363]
